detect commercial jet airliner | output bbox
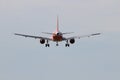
[15,17,100,47]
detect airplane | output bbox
[14,17,101,47]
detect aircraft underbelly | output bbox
[53,35,62,41]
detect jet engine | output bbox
[40,39,45,44]
[69,39,75,44]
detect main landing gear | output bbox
[65,40,70,47]
[45,40,50,47]
[65,43,70,47]
[45,44,50,47]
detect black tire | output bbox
[68,44,70,47]
[45,44,50,47]
[48,44,50,47]
[65,44,70,47]
[56,44,59,46]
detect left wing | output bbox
[63,33,101,40]
[14,33,52,40]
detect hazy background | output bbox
[0,0,120,80]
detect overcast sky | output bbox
[0,0,120,80]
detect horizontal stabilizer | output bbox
[42,32,53,35]
[62,32,74,35]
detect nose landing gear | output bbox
[56,42,59,46]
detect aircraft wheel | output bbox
[65,44,67,47]
[65,44,70,47]
[68,44,70,47]
[45,44,47,47]
[56,44,59,46]
[48,44,50,47]
[45,44,50,47]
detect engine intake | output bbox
[70,39,75,44]
[40,39,45,44]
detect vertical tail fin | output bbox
[56,16,59,32]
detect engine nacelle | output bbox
[69,39,75,44]
[40,39,45,44]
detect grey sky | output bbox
[0,0,120,80]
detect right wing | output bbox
[63,33,101,40]
[14,33,52,40]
